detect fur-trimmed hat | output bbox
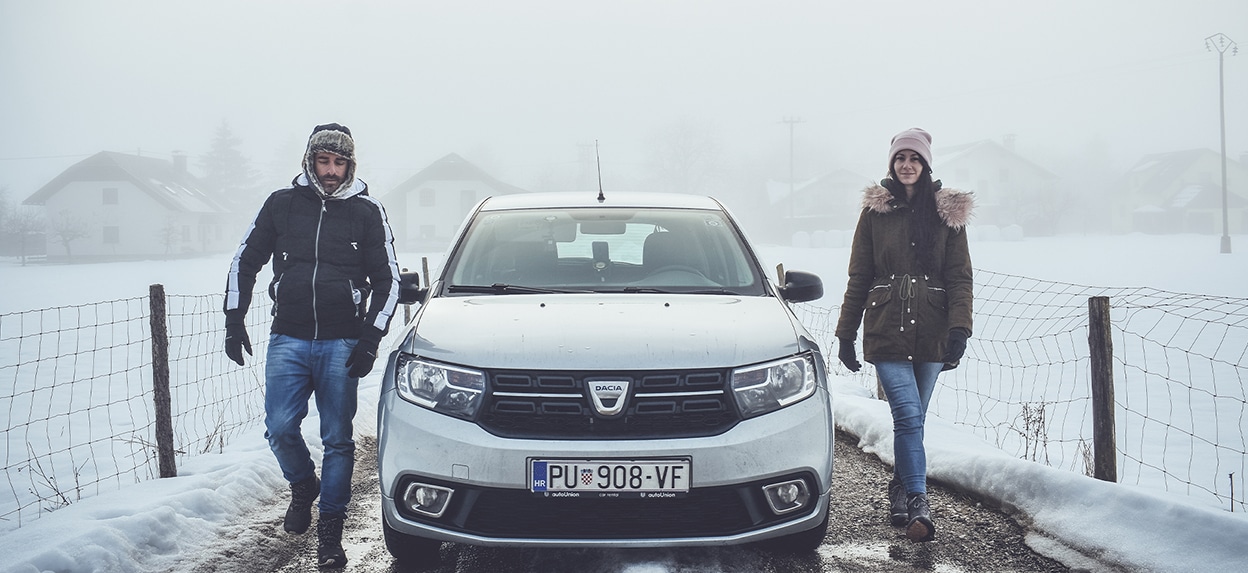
[888,127,933,169]
[302,123,356,197]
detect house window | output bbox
[460,189,476,212]
[183,225,191,242]
[420,188,436,207]
[103,226,120,244]
[103,188,118,205]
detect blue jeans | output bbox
[876,361,943,495]
[264,333,359,518]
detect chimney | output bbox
[171,150,187,174]
[1002,134,1016,153]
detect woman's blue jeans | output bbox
[264,333,359,518]
[875,361,943,495]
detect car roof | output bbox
[478,192,725,212]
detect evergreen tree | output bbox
[199,119,260,211]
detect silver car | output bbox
[379,192,833,567]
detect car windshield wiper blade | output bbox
[683,288,746,295]
[615,286,677,293]
[447,283,588,294]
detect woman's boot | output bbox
[888,478,908,526]
[905,493,935,542]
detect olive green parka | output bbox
[835,182,975,363]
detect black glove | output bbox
[346,327,384,378]
[942,327,970,370]
[837,338,862,372]
[225,322,252,366]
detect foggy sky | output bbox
[2,0,1245,197]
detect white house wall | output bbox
[42,180,211,258]
[399,180,494,248]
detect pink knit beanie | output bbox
[888,127,933,168]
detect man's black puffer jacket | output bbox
[225,175,399,341]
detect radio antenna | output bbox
[595,140,605,203]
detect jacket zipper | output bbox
[312,199,326,339]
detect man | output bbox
[223,123,399,569]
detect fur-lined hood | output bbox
[861,183,975,230]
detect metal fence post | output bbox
[1088,296,1117,483]
[149,284,177,478]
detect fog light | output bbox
[762,479,810,514]
[403,482,454,518]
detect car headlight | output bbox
[730,354,817,418]
[394,354,485,419]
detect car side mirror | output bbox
[779,270,823,303]
[398,270,428,305]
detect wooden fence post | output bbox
[1088,296,1117,483]
[149,284,177,478]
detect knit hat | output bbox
[302,123,356,197]
[888,127,933,169]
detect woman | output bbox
[835,127,974,542]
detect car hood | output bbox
[399,293,807,370]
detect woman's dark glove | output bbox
[224,322,252,366]
[346,327,384,378]
[837,338,862,372]
[942,327,970,370]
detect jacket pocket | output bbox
[318,279,360,325]
[862,284,893,335]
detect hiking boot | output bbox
[283,475,320,534]
[317,514,348,569]
[905,492,936,542]
[888,478,908,527]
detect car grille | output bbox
[393,473,819,540]
[476,368,740,439]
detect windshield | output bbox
[443,206,766,295]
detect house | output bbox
[379,153,527,250]
[1114,149,1248,235]
[22,151,234,260]
[938,136,1061,234]
[767,169,875,235]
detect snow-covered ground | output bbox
[1,232,1246,573]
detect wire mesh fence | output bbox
[2,268,1246,532]
[795,269,1248,513]
[0,292,271,532]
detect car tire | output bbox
[382,513,443,567]
[760,498,830,553]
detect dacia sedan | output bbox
[379,192,833,567]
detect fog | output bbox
[2,0,1246,219]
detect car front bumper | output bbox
[377,382,834,547]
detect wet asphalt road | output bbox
[187,432,1075,573]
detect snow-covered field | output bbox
[1,232,1246,573]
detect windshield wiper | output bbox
[609,286,744,295]
[447,283,589,295]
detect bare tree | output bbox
[156,220,181,255]
[643,117,726,195]
[50,209,90,258]
[7,207,46,266]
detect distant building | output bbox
[1114,149,1248,234]
[379,153,527,250]
[767,169,875,234]
[938,136,1061,234]
[22,151,234,260]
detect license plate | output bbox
[530,458,691,497]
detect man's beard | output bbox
[319,175,342,192]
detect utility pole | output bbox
[781,117,804,221]
[1206,33,1237,254]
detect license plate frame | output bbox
[529,457,691,498]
